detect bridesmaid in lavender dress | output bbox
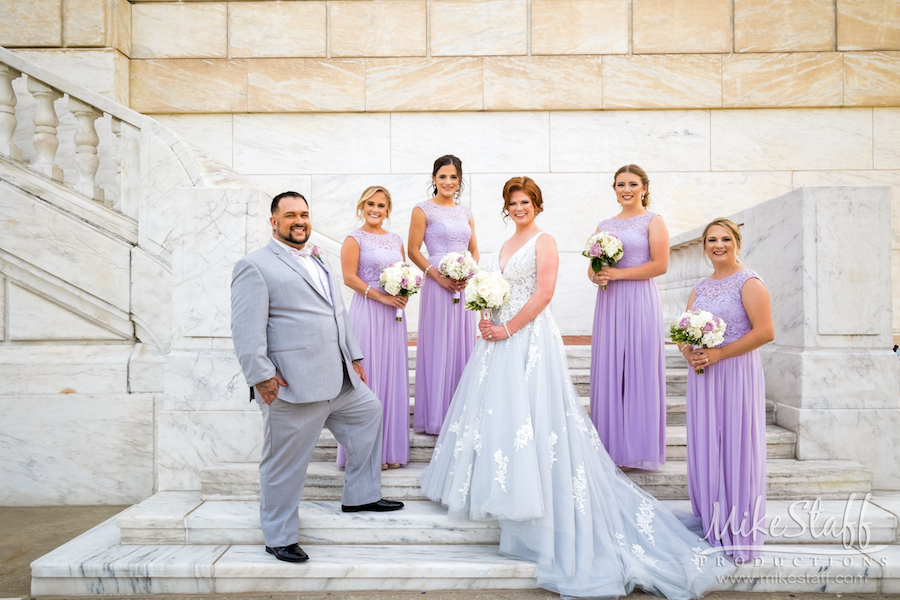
[681,218,773,562]
[336,186,410,470]
[590,165,669,470]
[408,155,479,435]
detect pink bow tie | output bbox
[289,247,314,259]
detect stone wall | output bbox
[2,0,899,339]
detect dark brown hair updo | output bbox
[613,164,651,207]
[431,154,464,202]
[501,176,544,221]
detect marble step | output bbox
[407,344,688,371]
[199,459,872,503]
[312,423,796,462]
[117,493,900,547]
[408,367,688,397]
[35,516,900,595]
[406,394,776,426]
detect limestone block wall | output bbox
[2,0,899,336]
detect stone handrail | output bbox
[657,228,714,330]
[0,46,240,220]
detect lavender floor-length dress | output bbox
[687,268,767,562]
[413,200,476,435]
[589,212,666,470]
[337,229,409,466]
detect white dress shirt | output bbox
[272,237,333,305]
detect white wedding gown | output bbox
[419,232,734,599]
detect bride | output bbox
[419,177,734,599]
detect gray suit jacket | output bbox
[231,238,364,404]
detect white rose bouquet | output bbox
[669,309,727,374]
[379,262,424,321]
[464,271,511,320]
[582,231,624,290]
[438,251,478,303]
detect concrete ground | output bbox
[1,506,898,600]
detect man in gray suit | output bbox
[231,191,403,563]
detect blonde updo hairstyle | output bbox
[355,186,393,221]
[701,217,743,264]
[501,176,544,222]
[613,164,651,207]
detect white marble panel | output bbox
[791,170,900,337]
[128,343,166,394]
[791,170,900,247]
[711,108,874,171]
[0,183,131,310]
[172,189,254,339]
[233,113,391,175]
[131,247,172,351]
[737,189,807,349]
[550,111,711,173]
[875,108,900,169]
[0,275,4,340]
[240,175,312,205]
[0,345,130,395]
[869,491,900,525]
[552,252,602,335]
[0,394,154,505]
[776,404,900,490]
[157,410,263,491]
[152,114,234,168]
[31,518,225,595]
[390,112,550,174]
[8,282,124,341]
[165,350,254,411]
[652,171,794,235]
[815,185,892,335]
[141,132,192,256]
[763,348,900,410]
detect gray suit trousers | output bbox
[257,371,383,547]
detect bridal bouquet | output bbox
[438,251,478,303]
[669,310,727,374]
[583,231,624,290]
[379,262,424,322]
[464,271,511,320]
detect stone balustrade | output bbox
[0,47,139,212]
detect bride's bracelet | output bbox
[503,323,512,338]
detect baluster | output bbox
[0,64,22,161]
[26,77,64,181]
[111,117,123,210]
[69,97,105,202]
[111,117,140,218]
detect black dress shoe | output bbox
[265,543,309,562]
[341,499,405,513]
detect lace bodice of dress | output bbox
[417,200,472,260]
[692,268,763,346]
[347,229,403,291]
[487,232,542,324]
[597,212,657,269]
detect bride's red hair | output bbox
[502,176,544,221]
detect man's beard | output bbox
[277,226,309,246]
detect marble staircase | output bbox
[31,343,897,595]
